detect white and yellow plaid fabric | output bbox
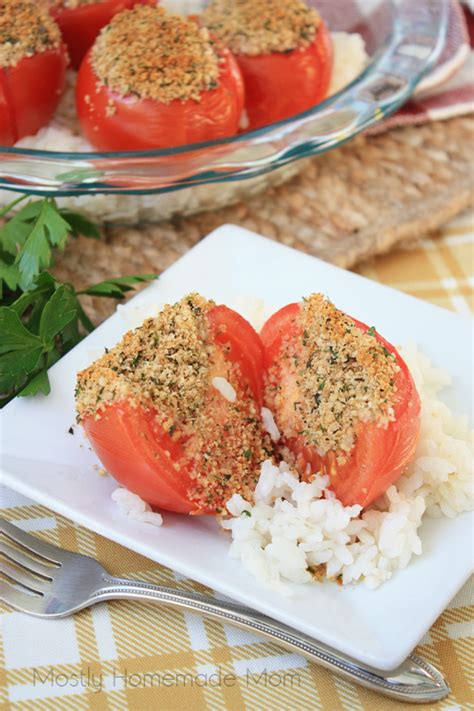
[1,210,473,711]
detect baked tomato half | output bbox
[77,295,267,514]
[76,5,244,150]
[261,295,421,508]
[237,19,333,130]
[50,0,154,69]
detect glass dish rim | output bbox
[0,0,438,162]
[0,63,380,160]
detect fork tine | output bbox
[0,518,66,565]
[0,578,46,615]
[0,542,54,578]
[2,561,50,595]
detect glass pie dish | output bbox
[0,0,449,223]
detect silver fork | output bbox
[0,518,449,703]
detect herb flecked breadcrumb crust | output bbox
[265,294,400,463]
[91,5,221,102]
[48,0,103,8]
[0,0,62,68]
[50,0,104,7]
[76,294,270,511]
[202,0,321,56]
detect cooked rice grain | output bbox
[111,488,164,526]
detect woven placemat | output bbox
[54,115,474,324]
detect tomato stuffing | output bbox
[50,0,154,69]
[77,295,267,514]
[76,5,244,151]
[260,296,421,507]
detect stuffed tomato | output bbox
[0,0,67,146]
[260,294,421,507]
[76,4,244,150]
[76,294,269,514]
[203,0,333,130]
[49,0,153,69]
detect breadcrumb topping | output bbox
[92,5,221,102]
[0,0,62,68]
[202,0,321,56]
[76,294,214,422]
[49,0,103,8]
[76,294,270,511]
[265,294,399,462]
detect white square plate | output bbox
[1,225,473,670]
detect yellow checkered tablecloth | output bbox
[1,210,473,711]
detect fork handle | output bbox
[92,576,448,703]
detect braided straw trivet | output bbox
[54,116,473,324]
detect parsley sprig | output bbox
[0,196,157,406]
[0,195,101,299]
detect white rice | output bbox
[222,344,474,593]
[111,488,164,526]
[0,31,368,223]
[212,376,237,403]
[261,407,281,443]
[329,32,368,95]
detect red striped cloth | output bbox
[374,0,473,132]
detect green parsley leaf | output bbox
[0,200,44,256]
[0,197,104,297]
[10,271,57,320]
[18,369,51,398]
[0,261,21,297]
[78,274,157,299]
[0,308,43,354]
[75,300,95,333]
[59,210,100,239]
[39,285,78,345]
[16,200,71,286]
[55,168,104,183]
[0,308,44,396]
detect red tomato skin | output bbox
[83,400,197,513]
[261,305,421,508]
[0,69,16,145]
[236,20,333,130]
[208,305,265,406]
[76,44,244,150]
[0,47,67,146]
[82,305,264,514]
[50,0,153,69]
[260,302,301,369]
